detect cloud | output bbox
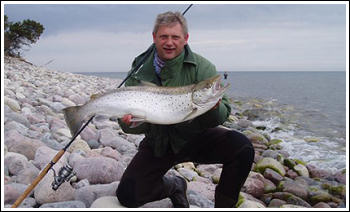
[189,26,345,71]
[24,23,345,73]
[15,3,345,72]
[25,30,153,72]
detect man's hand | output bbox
[121,114,144,128]
[122,114,132,125]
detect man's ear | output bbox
[152,32,156,43]
[184,33,189,45]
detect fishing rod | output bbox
[11,4,194,208]
[11,115,94,208]
[117,4,194,88]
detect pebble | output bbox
[90,196,126,208]
[3,56,346,208]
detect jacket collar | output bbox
[183,45,197,66]
[133,44,197,84]
[151,44,197,66]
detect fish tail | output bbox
[63,105,84,136]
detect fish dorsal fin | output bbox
[139,80,158,87]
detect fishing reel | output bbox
[51,164,75,191]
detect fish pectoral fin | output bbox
[127,110,146,128]
[129,117,146,128]
[130,117,146,122]
[129,121,145,128]
[182,107,198,122]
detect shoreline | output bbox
[3,56,347,208]
[76,71,347,173]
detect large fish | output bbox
[63,75,230,136]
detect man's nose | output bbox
[164,38,174,46]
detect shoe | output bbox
[168,176,190,208]
[214,190,238,208]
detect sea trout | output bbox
[63,75,230,136]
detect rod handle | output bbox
[11,149,65,208]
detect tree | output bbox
[4,15,44,57]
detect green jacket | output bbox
[118,44,231,157]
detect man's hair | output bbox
[153,11,188,36]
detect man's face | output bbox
[153,22,189,60]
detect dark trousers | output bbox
[116,127,255,207]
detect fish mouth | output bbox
[214,77,222,91]
[213,76,230,94]
[208,77,230,105]
[193,76,230,107]
[202,75,230,98]
[213,83,230,99]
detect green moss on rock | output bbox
[283,158,296,169]
[254,157,286,176]
[267,139,283,146]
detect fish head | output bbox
[192,75,230,107]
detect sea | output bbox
[76,71,347,174]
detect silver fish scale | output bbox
[63,75,228,135]
[85,88,194,124]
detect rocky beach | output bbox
[3,56,347,208]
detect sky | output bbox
[2,1,348,73]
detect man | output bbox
[116,11,254,208]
